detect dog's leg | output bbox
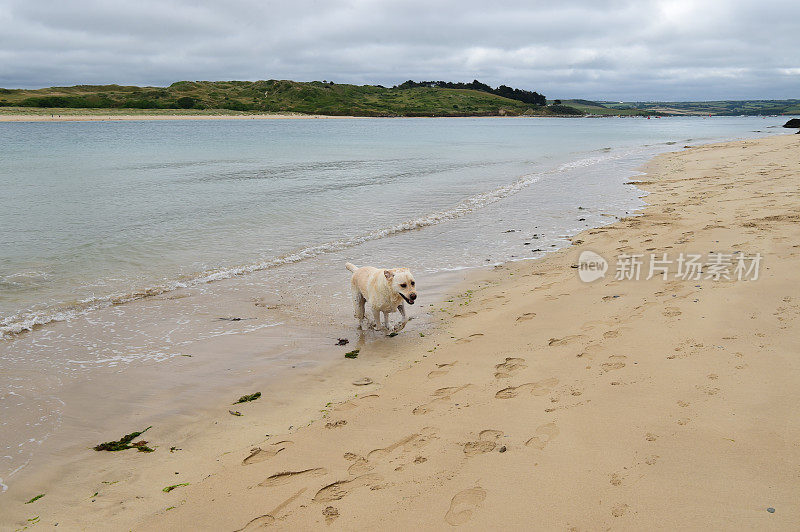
[372,308,384,331]
[352,290,366,328]
[382,311,390,331]
[392,304,408,333]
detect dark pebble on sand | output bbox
[498,446,507,453]
[767,507,775,513]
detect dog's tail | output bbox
[345,262,358,272]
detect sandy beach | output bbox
[2,133,798,530]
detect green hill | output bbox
[0,80,579,117]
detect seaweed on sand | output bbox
[162,483,189,493]
[93,426,154,452]
[234,392,261,404]
[25,494,44,504]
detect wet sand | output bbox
[2,134,798,529]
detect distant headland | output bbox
[1,79,798,118]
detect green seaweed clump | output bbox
[24,494,44,504]
[234,392,261,404]
[93,426,154,452]
[344,349,359,359]
[162,482,189,493]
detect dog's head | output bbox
[384,268,417,305]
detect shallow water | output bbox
[0,115,784,490]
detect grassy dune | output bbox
[0,80,571,117]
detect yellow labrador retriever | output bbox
[346,262,417,332]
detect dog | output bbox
[346,262,417,332]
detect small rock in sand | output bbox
[352,377,373,386]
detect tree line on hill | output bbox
[395,79,547,106]
[0,79,564,115]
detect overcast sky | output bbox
[1,0,797,100]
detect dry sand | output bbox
[2,134,798,530]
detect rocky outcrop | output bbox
[783,118,800,128]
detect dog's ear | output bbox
[384,269,394,282]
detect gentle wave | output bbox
[1,150,622,339]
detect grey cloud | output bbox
[0,0,797,100]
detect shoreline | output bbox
[0,112,359,122]
[0,110,645,122]
[2,133,798,529]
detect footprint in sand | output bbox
[312,473,383,503]
[525,423,560,449]
[322,506,339,524]
[603,330,620,338]
[234,488,306,531]
[663,307,682,317]
[445,487,487,526]
[258,468,327,487]
[548,335,585,346]
[334,394,379,412]
[516,312,536,322]
[600,361,626,372]
[611,503,630,517]
[242,441,293,465]
[428,362,456,379]
[696,384,720,396]
[344,453,372,475]
[345,428,438,474]
[413,385,470,414]
[455,333,484,344]
[463,430,504,456]
[494,357,527,379]
[580,318,620,332]
[367,428,438,461]
[453,311,478,318]
[577,343,603,368]
[495,378,558,399]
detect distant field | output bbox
[0,80,578,117]
[599,99,800,116]
[557,100,651,116]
